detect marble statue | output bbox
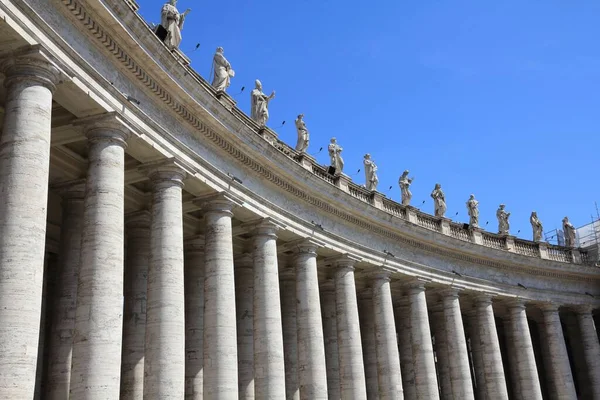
[363,154,379,191]
[250,80,275,126]
[530,211,543,242]
[466,194,479,227]
[398,170,413,206]
[294,114,309,153]
[497,204,510,235]
[563,216,577,248]
[430,183,447,217]
[159,0,191,50]
[328,138,344,175]
[211,47,234,92]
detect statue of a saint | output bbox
[294,114,309,153]
[211,47,234,92]
[497,204,510,235]
[430,183,447,217]
[530,211,543,242]
[328,138,344,175]
[398,170,413,206]
[363,154,379,191]
[466,194,479,227]
[250,80,275,126]
[158,0,191,50]
[562,216,577,248]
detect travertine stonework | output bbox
[0,0,598,399]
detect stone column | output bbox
[332,256,367,400]
[472,294,508,400]
[45,181,85,400]
[406,280,440,399]
[200,193,241,399]
[429,308,451,398]
[575,305,600,399]
[538,304,576,400]
[0,48,60,398]
[120,211,151,400]
[185,237,205,400]
[359,292,379,399]
[440,289,474,400]
[396,304,415,399]
[294,239,328,399]
[505,300,543,400]
[235,254,254,400]
[69,114,130,399]
[321,281,341,399]
[280,268,300,400]
[142,161,186,399]
[252,219,286,399]
[372,272,403,399]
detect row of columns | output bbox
[0,49,599,400]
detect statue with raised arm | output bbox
[159,0,191,50]
[466,194,479,227]
[398,170,413,206]
[295,114,309,153]
[363,154,379,191]
[563,216,577,248]
[328,137,344,175]
[251,80,275,126]
[530,211,543,242]
[497,204,511,235]
[430,183,447,217]
[211,47,234,92]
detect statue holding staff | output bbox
[398,170,413,206]
[159,0,191,50]
[251,80,275,126]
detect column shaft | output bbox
[407,282,439,399]
[281,271,300,400]
[430,309,451,399]
[295,241,328,399]
[539,305,576,400]
[359,293,379,399]
[334,264,367,400]
[120,212,151,400]
[143,163,186,399]
[373,274,403,399]
[253,221,286,399]
[441,290,474,399]
[202,195,239,399]
[46,182,85,399]
[70,118,129,399]
[0,52,59,398]
[236,255,254,400]
[185,240,205,399]
[576,307,600,399]
[505,301,543,400]
[396,305,415,399]
[321,283,341,399]
[473,296,508,399]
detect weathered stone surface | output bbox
[235,254,254,400]
[321,281,341,399]
[280,269,300,400]
[359,292,379,399]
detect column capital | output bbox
[184,235,205,253]
[368,269,393,283]
[472,292,497,306]
[139,158,187,190]
[324,253,362,272]
[571,304,594,315]
[194,192,243,216]
[235,253,253,269]
[505,298,528,310]
[438,286,464,299]
[125,210,151,229]
[51,178,86,200]
[0,45,63,92]
[244,217,286,239]
[538,302,560,313]
[286,238,325,258]
[401,276,431,292]
[74,112,132,148]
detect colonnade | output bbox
[0,50,599,400]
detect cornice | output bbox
[52,0,600,285]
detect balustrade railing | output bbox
[382,198,406,218]
[450,223,470,242]
[311,165,335,185]
[547,246,572,263]
[348,185,372,204]
[482,233,505,250]
[514,240,539,257]
[416,213,439,231]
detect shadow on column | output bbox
[496,317,516,400]
[528,319,550,400]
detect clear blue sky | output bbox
[139,1,600,242]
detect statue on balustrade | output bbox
[363,154,379,191]
[430,183,447,217]
[466,194,479,227]
[211,47,234,92]
[530,211,543,242]
[157,0,191,50]
[251,80,275,126]
[295,114,309,153]
[328,138,344,175]
[398,170,413,206]
[562,216,577,248]
[497,204,511,235]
